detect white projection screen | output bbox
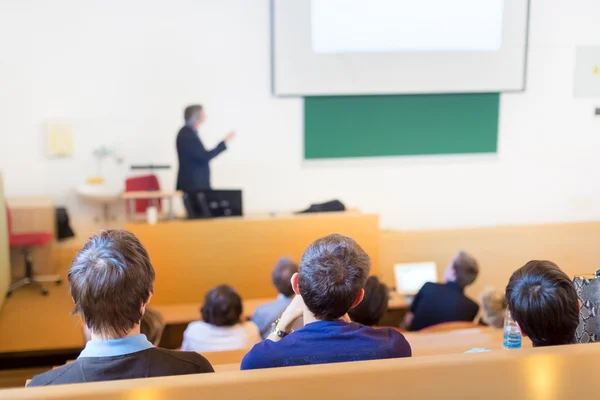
[272,0,529,96]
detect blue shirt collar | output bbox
[79,334,154,358]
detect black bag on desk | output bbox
[573,271,600,343]
[296,200,346,214]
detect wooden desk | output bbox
[122,190,182,220]
[6,197,55,276]
[4,342,596,399]
[155,294,408,325]
[126,212,380,305]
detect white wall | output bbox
[0,0,599,231]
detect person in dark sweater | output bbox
[241,234,411,370]
[176,105,234,216]
[28,230,213,387]
[406,251,480,331]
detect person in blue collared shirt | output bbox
[28,230,213,387]
[251,258,299,339]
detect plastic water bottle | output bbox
[503,308,522,349]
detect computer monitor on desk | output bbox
[185,190,243,219]
[394,262,438,297]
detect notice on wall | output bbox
[574,46,600,98]
[46,122,73,158]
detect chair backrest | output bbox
[124,174,162,214]
[419,321,480,333]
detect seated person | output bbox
[406,251,480,331]
[241,234,411,370]
[181,285,261,352]
[83,306,166,346]
[505,260,579,347]
[251,257,299,339]
[348,276,389,326]
[479,287,507,329]
[28,230,213,387]
[141,307,166,346]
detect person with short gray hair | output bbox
[406,251,480,331]
[176,104,235,215]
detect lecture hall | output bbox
[0,0,600,398]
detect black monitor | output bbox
[185,190,243,219]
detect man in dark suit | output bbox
[176,105,234,215]
[28,230,214,386]
[406,251,480,331]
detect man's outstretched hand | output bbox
[224,131,236,143]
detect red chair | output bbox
[6,207,62,296]
[125,174,162,215]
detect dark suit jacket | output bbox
[27,348,214,386]
[408,281,479,331]
[176,126,227,192]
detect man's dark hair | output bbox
[272,258,298,298]
[298,234,370,321]
[69,230,155,338]
[452,251,480,288]
[348,276,389,326]
[505,260,579,347]
[184,104,203,122]
[201,285,243,327]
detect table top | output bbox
[122,190,182,199]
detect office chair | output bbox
[6,206,62,296]
[125,174,162,215]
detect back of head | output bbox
[298,234,371,320]
[141,307,166,346]
[69,230,155,338]
[505,260,579,347]
[184,104,203,123]
[348,276,389,326]
[452,251,480,288]
[272,258,299,298]
[480,287,507,329]
[201,285,243,327]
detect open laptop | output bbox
[394,262,438,297]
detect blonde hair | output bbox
[140,307,165,346]
[480,287,507,329]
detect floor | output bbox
[0,245,83,354]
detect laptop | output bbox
[394,262,438,296]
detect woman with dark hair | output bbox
[348,276,389,326]
[181,285,261,352]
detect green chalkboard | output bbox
[304,93,499,159]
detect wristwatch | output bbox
[270,318,291,338]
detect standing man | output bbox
[176,105,235,215]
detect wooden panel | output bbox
[6,197,56,277]
[126,212,380,305]
[0,174,9,309]
[2,342,598,399]
[380,221,600,302]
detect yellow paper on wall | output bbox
[46,123,73,157]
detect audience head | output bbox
[480,287,507,329]
[184,104,205,129]
[69,230,155,339]
[272,258,299,298]
[348,276,389,326]
[444,251,479,288]
[294,234,370,321]
[201,285,243,327]
[505,260,579,347]
[140,307,166,346]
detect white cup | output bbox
[146,205,158,225]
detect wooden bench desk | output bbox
[4,343,596,399]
